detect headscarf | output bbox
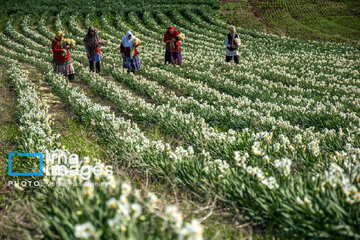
[84,26,101,56]
[164,26,179,41]
[121,31,134,48]
[52,31,65,43]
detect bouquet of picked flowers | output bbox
[234,38,239,50]
[177,33,185,41]
[61,39,76,56]
[133,37,141,45]
[65,38,76,47]
[130,38,141,58]
[101,40,111,45]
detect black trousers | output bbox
[68,74,74,81]
[226,55,239,64]
[89,61,100,73]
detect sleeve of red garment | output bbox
[52,41,62,54]
[164,33,169,43]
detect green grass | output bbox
[0,65,18,190]
[25,67,113,162]
[0,15,8,32]
[57,112,113,159]
[219,0,360,44]
[0,65,30,240]
[219,1,269,33]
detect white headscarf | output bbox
[122,31,134,48]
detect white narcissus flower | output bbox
[165,205,183,230]
[261,176,279,190]
[121,182,132,196]
[177,219,203,240]
[107,197,118,209]
[274,158,292,176]
[74,222,96,239]
[343,185,357,196]
[296,196,304,205]
[148,192,159,205]
[252,141,263,156]
[131,203,142,218]
[353,193,360,203]
[107,215,120,228]
[303,196,311,205]
[82,181,95,199]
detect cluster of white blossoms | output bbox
[177,219,204,240]
[203,158,230,178]
[233,150,279,190]
[308,139,321,156]
[325,163,360,204]
[74,182,204,240]
[74,222,97,239]
[106,183,143,227]
[252,141,265,156]
[274,158,292,176]
[296,196,312,207]
[165,205,204,240]
[234,151,249,167]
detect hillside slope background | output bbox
[219,0,360,44]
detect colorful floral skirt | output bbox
[165,51,182,66]
[88,52,101,63]
[52,59,75,76]
[123,56,141,71]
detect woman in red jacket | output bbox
[120,31,141,73]
[164,26,182,67]
[51,31,75,81]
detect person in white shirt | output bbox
[225,26,241,64]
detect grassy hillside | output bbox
[219,0,360,43]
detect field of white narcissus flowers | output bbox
[1,2,360,239]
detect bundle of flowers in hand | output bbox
[60,38,75,57]
[133,37,141,45]
[177,33,185,41]
[101,39,111,45]
[234,38,239,50]
[64,38,76,47]
[130,38,141,58]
